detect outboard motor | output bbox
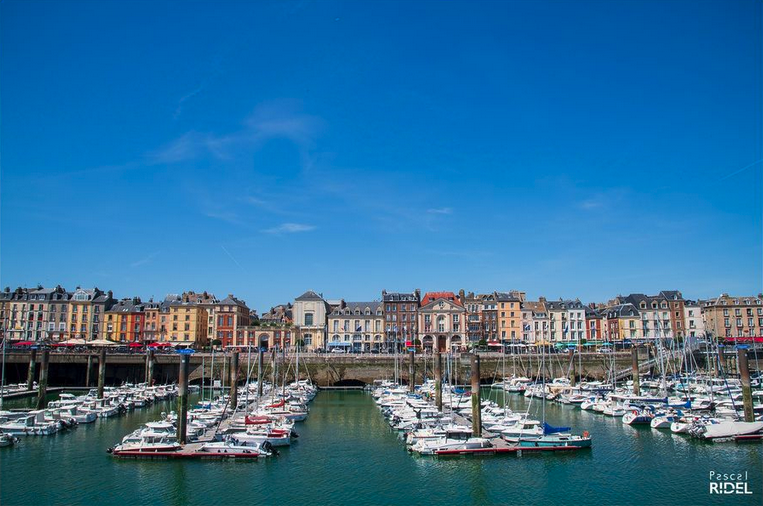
[261,441,277,456]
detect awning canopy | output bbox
[61,338,87,345]
[725,337,763,343]
[87,339,120,346]
[327,341,352,347]
[12,341,35,346]
[53,343,76,347]
[128,342,143,348]
[148,342,173,348]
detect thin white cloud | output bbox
[131,251,161,268]
[262,223,316,234]
[427,207,453,215]
[220,245,244,271]
[204,211,243,225]
[149,100,323,167]
[579,199,604,210]
[148,131,207,164]
[717,158,763,182]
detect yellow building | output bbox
[495,291,525,343]
[702,293,763,340]
[605,303,642,341]
[168,301,208,346]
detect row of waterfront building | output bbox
[1,286,762,352]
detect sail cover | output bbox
[543,422,571,434]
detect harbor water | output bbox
[1,390,760,506]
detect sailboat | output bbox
[514,341,592,449]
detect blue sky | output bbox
[1,0,761,312]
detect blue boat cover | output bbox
[543,422,571,434]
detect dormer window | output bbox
[640,302,646,309]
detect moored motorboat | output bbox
[689,420,763,441]
[199,441,273,456]
[0,431,20,447]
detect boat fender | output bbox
[583,431,589,438]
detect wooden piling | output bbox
[97,348,106,400]
[35,349,49,409]
[471,353,481,437]
[568,349,576,387]
[230,351,239,410]
[434,349,442,412]
[177,354,189,444]
[85,354,93,387]
[738,348,755,423]
[26,349,37,390]
[147,349,155,385]
[631,347,640,396]
[408,350,415,392]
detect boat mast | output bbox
[295,333,299,384]
[541,340,546,425]
[502,344,507,417]
[271,348,277,403]
[209,346,215,402]
[511,333,517,378]
[0,335,6,410]
[246,344,252,408]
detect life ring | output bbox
[583,431,590,438]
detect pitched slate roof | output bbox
[607,303,640,318]
[218,294,249,308]
[332,301,382,316]
[495,291,522,302]
[382,292,419,302]
[546,299,584,310]
[522,301,547,315]
[295,290,325,301]
[659,290,683,301]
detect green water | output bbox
[1,390,761,506]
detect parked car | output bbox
[331,348,346,354]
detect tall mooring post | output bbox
[470,353,482,437]
[147,349,155,385]
[434,349,442,412]
[257,346,264,397]
[229,351,239,410]
[97,348,107,401]
[35,348,50,409]
[26,349,37,390]
[177,354,189,444]
[631,347,640,396]
[738,348,755,422]
[85,354,93,387]
[408,350,415,392]
[568,349,576,387]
